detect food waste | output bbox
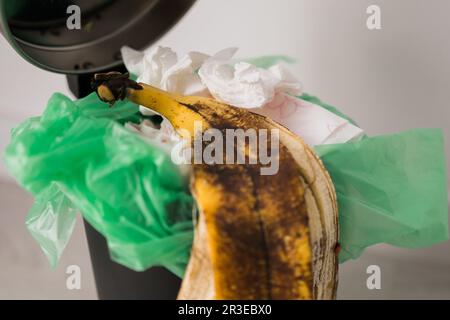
[92,72,339,300]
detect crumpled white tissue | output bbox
[121,45,364,146]
[198,47,302,108]
[121,46,210,116]
[255,94,364,146]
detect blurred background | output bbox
[0,0,449,299]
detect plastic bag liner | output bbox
[4,93,194,277]
[26,183,78,268]
[315,128,449,262]
[4,89,449,276]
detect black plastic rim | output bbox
[0,0,196,74]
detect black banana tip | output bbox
[91,71,142,105]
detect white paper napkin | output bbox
[122,46,364,146]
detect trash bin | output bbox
[67,64,182,300]
[0,0,197,299]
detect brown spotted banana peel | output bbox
[93,72,339,300]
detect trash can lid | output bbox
[0,0,196,74]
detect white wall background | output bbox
[0,0,449,299]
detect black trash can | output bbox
[0,0,197,299]
[67,65,183,300]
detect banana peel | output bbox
[92,72,339,300]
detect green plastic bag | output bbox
[5,93,194,277]
[245,55,296,69]
[300,92,448,260]
[26,183,78,268]
[315,129,449,262]
[300,93,360,127]
[4,77,448,275]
